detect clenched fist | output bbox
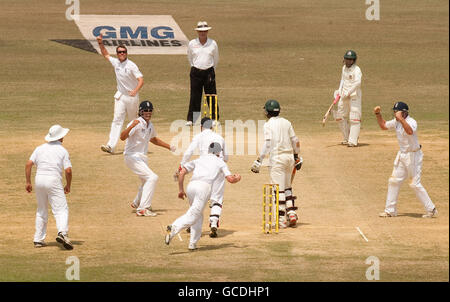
[373,106,381,114]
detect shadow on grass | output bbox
[398,212,424,218]
[326,142,370,148]
[169,243,244,255]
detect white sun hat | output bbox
[194,21,212,31]
[45,124,70,142]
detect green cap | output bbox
[344,50,357,60]
[264,99,280,113]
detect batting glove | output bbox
[251,159,262,173]
[294,156,303,171]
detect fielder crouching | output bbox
[251,100,302,228]
[120,100,176,217]
[165,143,241,251]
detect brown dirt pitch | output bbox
[0,0,448,282]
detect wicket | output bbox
[203,94,218,131]
[262,184,279,234]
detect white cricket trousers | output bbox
[384,150,435,215]
[34,175,69,242]
[124,154,158,211]
[171,181,212,245]
[269,154,295,218]
[108,94,139,151]
[209,176,225,226]
[336,96,361,145]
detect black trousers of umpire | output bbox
[187,66,219,123]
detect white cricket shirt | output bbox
[339,64,362,98]
[263,116,297,159]
[183,154,231,185]
[29,141,72,180]
[123,117,156,156]
[187,38,219,70]
[385,116,421,153]
[109,57,143,95]
[181,129,228,165]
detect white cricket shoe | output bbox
[422,208,438,218]
[287,212,298,227]
[188,242,197,251]
[379,211,397,218]
[341,140,349,145]
[347,143,358,147]
[165,225,174,245]
[101,144,113,154]
[136,209,157,217]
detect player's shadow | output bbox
[169,243,244,255]
[208,228,235,238]
[46,240,85,250]
[326,143,370,148]
[397,213,423,218]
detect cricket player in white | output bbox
[166,143,241,250]
[97,34,144,154]
[374,102,437,218]
[120,101,176,217]
[178,117,228,237]
[25,125,74,250]
[334,50,362,147]
[251,100,302,228]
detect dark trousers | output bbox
[187,66,219,122]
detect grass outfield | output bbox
[0,0,448,282]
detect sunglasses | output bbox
[117,50,127,54]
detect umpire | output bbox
[185,21,219,126]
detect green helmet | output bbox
[264,99,280,113]
[343,50,357,60]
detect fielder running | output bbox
[251,100,302,228]
[97,34,144,154]
[165,143,241,250]
[25,125,74,250]
[120,101,176,217]
[178,117,228,238]
[374,102,437,218]
[334,50,362,147]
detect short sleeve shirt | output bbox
[385,116,420,152]
[183,154,231,185]
[109,57,143,95]
[29,141,72,180]
[124,117,157,156]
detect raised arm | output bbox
[96,34,110,60]
[120,119,140,141]
[373,106,388,130]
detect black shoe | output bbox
[56,232,74,250]
[186,227,191,233]
[209,227,218,238]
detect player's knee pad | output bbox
[210,202,223,216]
[209,214,220,227]
[284,188,298,212]
[278,191,286,217]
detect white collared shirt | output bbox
[183,154,231,185]
[109,57,143,95]
[29,141,72,180]
[124,117,157,156]
[180,129,228,165]
[385,116,421,152]
[339,64,362,98]
[187,38,219,70]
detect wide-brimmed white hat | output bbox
[45,124,70,142]
[194,21,211,31]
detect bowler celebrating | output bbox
[97,34,144,154]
